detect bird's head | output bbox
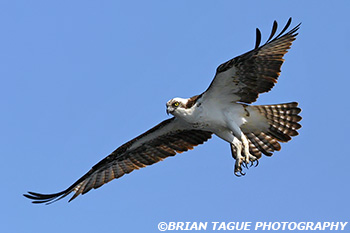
[166,97,188,116]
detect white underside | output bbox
[171,97,269,142]
[170,96,269,173]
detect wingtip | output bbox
[255,28,262,49]
[23,190,70,204]
[253,17,301,51]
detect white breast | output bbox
[175,97,247,133]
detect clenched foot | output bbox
[234,151,259,177]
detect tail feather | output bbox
[246,134,263,158]
[255,102,302,141]
[258,132,281,152]
[249,142,262,158]
[247,133,272,156]
[248,102,302,155]
[246,132,281,157]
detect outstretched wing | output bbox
[24,118,212,204]
[203,18,300,104]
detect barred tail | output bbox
[246,102,302,158]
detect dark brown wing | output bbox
[24,118,212,204]
[203,18,300,104]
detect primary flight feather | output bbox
[24,18,302,204]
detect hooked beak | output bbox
[166,106,174,115]
[166,103,170,115]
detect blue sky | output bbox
[2,1,350,232]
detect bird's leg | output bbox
[215,129,256,176]
[230,137,246,176]
[240,133,257,166]
[225,119,256,168]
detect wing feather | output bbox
[203,17,300,104]
[24,118,212,204]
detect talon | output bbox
[234,168,243,177]
[254,160,259,167]
[234,160,244,177]
[252,158,257,167]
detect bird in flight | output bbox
[24,18,302,204]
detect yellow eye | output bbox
[173,102,180,107]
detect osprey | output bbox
[25,18,302,204]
